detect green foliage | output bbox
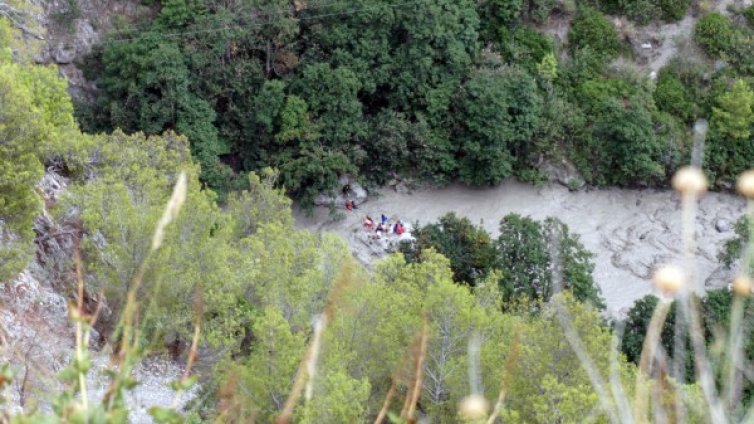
[0,18,81,281]
[569,7,622,61]
[695,13,738,58]
[496,214,605,309]
[362,110,425,184]
[704,80,754,186]
[524,0,559,23]
[585,0,688,23]
[570,77,668,186]
[275,96,318,144]
[453,66,543,185]
[537,52,558,82]
[154,0,204,28]
[231,307,306,422]
[499,26,555,74]
[712,79,754,140]
[745,4,754,27]
[719,216,751,271]
[478,0,524,42]
[292,63,365,147]
[623,0,661,25]
[659,0,691,22]
[406,213,498,285]
[95,30,235,193]
[654,70,696,123]
[621,289,754,399]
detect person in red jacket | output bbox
[363,215,374,229]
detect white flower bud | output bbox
[653,264,685,295]
[672,167,707,195]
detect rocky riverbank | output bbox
[295,180,747,317]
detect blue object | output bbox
[381,214,388,224]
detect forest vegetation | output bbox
[3,0,754,422]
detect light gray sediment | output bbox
[295,181,746,317]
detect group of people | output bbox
[363,213,406,238]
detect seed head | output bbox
[458,394,489,422]
[737,170,754,199]
[653,264,685,295]
[672,167,707,195]
[732,275,752,296]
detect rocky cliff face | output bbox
[29,0,152,101]
[1,169,197,422]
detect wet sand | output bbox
[295,180,746,317]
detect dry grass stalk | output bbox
[633,300,670,421]
[486,330,521,424]
[373,381,397,424]
[405,313,429,422]
[104,172,188,411]
[374,317,432,424]
[554,295,621,423]
[72,240,92,412]
[171,285,203,409]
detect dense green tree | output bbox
[232,307,306,422]
[0,18,81,281]
[96,31,235,192]
[405,213,497,285]
[453,66,543,185]
[588,95,666,186]
[705,80,754,186]
[568,6,622,61]
[292,63,366,148]
[362,110,423,183]
[498,26,555,75]
[712,79,754,140]
[478,0,524,42]
[719,216,750,270]
[496,214,605,309]
[654,71,696,123]
[695,12,738,58]
[659,0,691,22]
[571,77,668,186]
[621,289,754,406]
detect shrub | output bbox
[694,12,738,57]
[478,0,524,42]
[499,25,555,74]
[452,66,543,185]
[654,70,696,123]
[404,212,497,285]
[744,4,754,27]
[659,0,691,22]
[569,6,622,61]
[623,0,661,25]
[496,214,605,309]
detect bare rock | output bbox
[52,42,76,64]
[715,218,731,233]
[706,265,737,288]
[73,20,98,57]
[314,175,368,207]
[539,159,586,191]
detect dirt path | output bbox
[295,181,746,317]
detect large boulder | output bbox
[52,42,76,64]
[314,175,368,207]
[539,159,586,191]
